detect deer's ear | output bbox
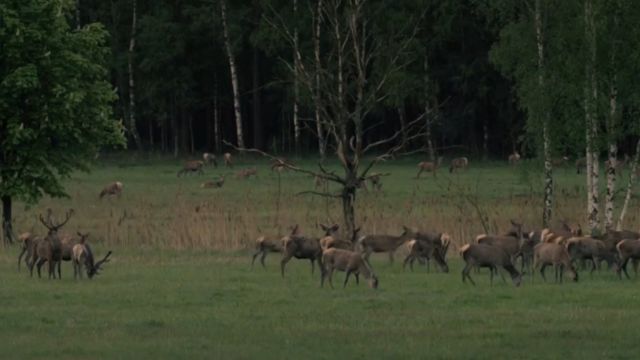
[320,224,328,230]
[331,224,339,232]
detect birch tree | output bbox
[127,0,142,150]
[220,0,245,149]
[584,0,600,233]
[313,0,326,159]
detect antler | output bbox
[93,251,112,272]
[39,213,54,231]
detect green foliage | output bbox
[0,0,125,203]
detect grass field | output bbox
[2,155,640,359]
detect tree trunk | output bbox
[214,80,221,153]
[313,0,326,160]
[220,0,245,149]
[617,138,640,230]
[252,47,263,150]
[585,0,600,233]
[2,195,14,245]
[292,0,301,153]
[76,0,81,29]
[127,0,142,151]
[535,0,553,227]
[482,118,489,161]
[423,57,435,162]
[605,5,620,231]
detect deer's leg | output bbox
[57,260,61,280]
[343,271,351,288]
[539,263,548,282]
[327,268,334,289]
[29,256,38,278]
[388,251,395,264]
[402,254,411,271]
[17,247,27,272]
[73,261,78,279]
[260,251,268,268]
[462,263,475,285]
[310,259,315,275]
[632,258,639,278]
[489,266,494,286]
[251,249,261,268]
[37,258,47,278]
[622,258,631,279]
[280,254,292,278]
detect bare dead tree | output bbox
[232,0,427,238]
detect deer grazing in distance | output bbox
[99,181,123,199]
[321,248,379,289]
[314,175,327,189]
[357,226,416,264]
[72,233,112,279]
[533,242,578,283]
[251,225,300,268]
[449,157,469,173]
[224,153,233,168]
[203,152,218,167]
[177,160,204,177]
[604,154,630,173]
[416,157,443,178]
[551,156,570,167]
[29,209,73,279]
[236,168,257,179]
[575,157,587,174]
[508,152,520,166]
[460,243,522,286]
[201,175,225,189]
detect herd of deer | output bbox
[17,209,112,280]
[251,220,640,290]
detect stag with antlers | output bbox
[29,209,73,279]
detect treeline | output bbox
[76,0,525,158]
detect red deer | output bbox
[416,157,443,178]
[236,168,257,179]
[280,226,323,278]
[402,232,450,273]
[321,248,379,289]
[203,152,218,167]
[449,157,469,173]
[616,239,640,279]
[251,225,300,268]
[565,237,611,275]
[319,224,359,251]
[177,160,204,177]
[533,242,578,283]
[551,156,570,167]
[29,209,73,279]
[201,176,225,189]
[508,152,520,166]
[18,232,39,271]
[575,157,587,174]
[460,243,522,286]
[99,181,123,199]
[224,153,233,168]
[357,226,416,264]
[72,233,112,279]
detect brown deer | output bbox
[177,160,204,177]
[18,232,39,271]
[449,157,469,173]
[99,181,123,199]
[319,224,359,251]
[604,154,630,173]
[565,237,611,275]
[236,168,257,179]
[367,173,383,191]
[416,157,443,178]
[460,243,522,286]
[72,233,112,279]
[402,232,451,273]
[280,226,323,278]
[508,152,520,166]
[575,157,587,174]
[29,209,73,279]
[203,152,218,167]
[224,152,233,168]
[357,226,416,264]
[616,239,640,279]
[251,225,300,268]
[533,242,578,283]
[550,156,570,167]
[314,175,327,189]
[321,248,379,289]
[201,175,225,189]
[271,158,291,173]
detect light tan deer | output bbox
[551,156,569,167]
[321,248,379,289]
[236,168,257,179]
[357,226,416,264]
[280,226,323,278]
[416,157,443,178]
[251,225,299,268]
[533,242,578,283]
[177,160,204,177]
[224,152,233,168]
[201,175,225,189]
[508,152,520,166]
[99,181,123,199]
[203,152,218,167]
[460,243,522,286]
[449,157,469,173]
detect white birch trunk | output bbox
[128,0,142,150]
[617,138,640,230]
[605,88,618,231]
[292,0,300,152]
[220,0,245,149]
[585,0,600,232]
[314,0,325,159]
[536,0,553,227]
